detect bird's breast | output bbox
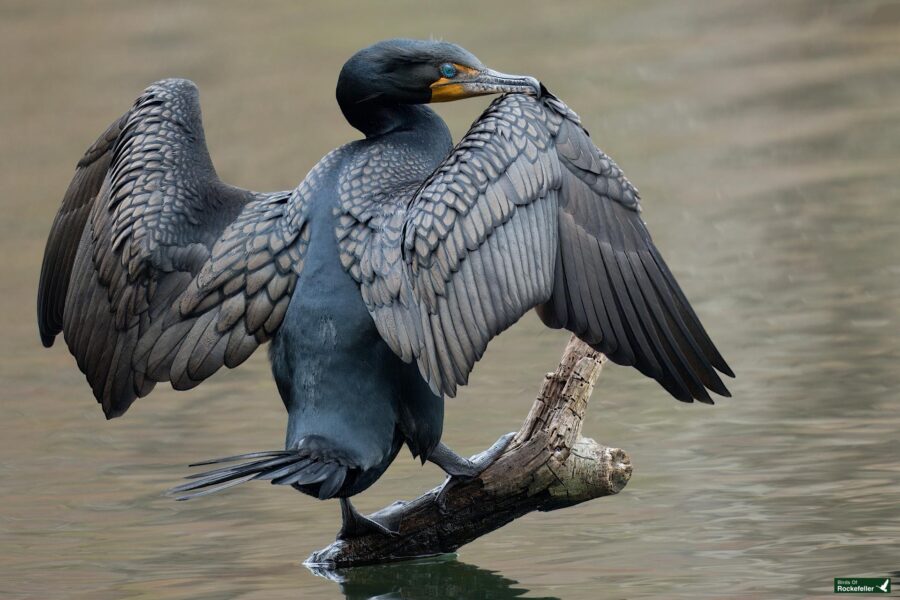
[292,203,381,352]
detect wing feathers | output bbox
[39,79,310,417]
[38,115,127,347]
[343,92,731,404]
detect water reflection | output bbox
[308,556,558,600]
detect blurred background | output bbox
[1,1,899,598]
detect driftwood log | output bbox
[306,336,632,567]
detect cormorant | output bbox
[37,38,733,537]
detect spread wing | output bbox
[37,79,311,418]
[346,92,733,403]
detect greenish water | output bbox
[1,1,898,598]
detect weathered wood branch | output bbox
[306,336,632,568]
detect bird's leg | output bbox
[337,497,399,540]
[429,432,516,480]
[429,433,515,509]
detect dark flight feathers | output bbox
[346,92,733,402]
[37,79,309,418]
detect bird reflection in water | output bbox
[307,555,559,600]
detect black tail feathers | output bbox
[167,448,349,501]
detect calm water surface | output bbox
[1,1,898,598]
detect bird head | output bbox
[337,38,541,107]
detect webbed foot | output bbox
[429,432,516,480]
[337,497,400,540]
[429,432,516,508]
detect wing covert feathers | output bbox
[38,79,310,417]
[341,92,732,403]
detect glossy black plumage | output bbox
[38,38,732,508]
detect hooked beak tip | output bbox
[483,69,542,97]
[526,76,542,98]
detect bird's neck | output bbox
[339,97,444,139]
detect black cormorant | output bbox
[37,38,733,537]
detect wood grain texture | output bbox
[306,335,632,568]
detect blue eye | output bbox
[440,63,457,79]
